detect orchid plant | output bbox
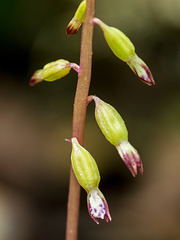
[30,0,155,239]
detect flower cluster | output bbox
[30,0,155,224]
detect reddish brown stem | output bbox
[65,1,95,240]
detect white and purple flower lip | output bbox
[87,188,112,224]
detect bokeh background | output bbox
[1,0,180,239]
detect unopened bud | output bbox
[66,0,86,36]
[93,18,155,86]
[71,137,100,192]
[29,69,43,86]
[42,59,71,82]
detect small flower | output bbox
[92,18,155,86]
[87,188,112,224]
[89,95,143,177]
[66,0,86,36]
[29,69,43,86]
[29,60,80,86]
[70,137,112,223]
[116,140,144,177]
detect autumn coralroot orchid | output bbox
[92,17,155,86]
[30,0,156,238]
[29,59,80,86]
[88,95,143,177]
[71,137,112,224]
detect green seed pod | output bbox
[42,59,71,82]
[71,137,100,192]
[93,18,135,62]
[66,0,86,36]
[91,96,128,147]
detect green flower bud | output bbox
[89,95,143,177]
[90,96,128,147]
[93,18,155,86]
[42,59,71,82]
[71,137,100,192]
[66,0,86,36]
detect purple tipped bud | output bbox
[87,188,112,224]
[66,0,86,36]
[29,69,44,86]
[66,17,82,36]
[116,140,143,177]
[127,54,155,86]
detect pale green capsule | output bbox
[71,137,100,192]
[93,18,135,62]
[92,96,128,147]
[42,59,71,82]
[66,0,86,36]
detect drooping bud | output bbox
[42,59,71,82]
[89,95,143,176]
[30,60,80,86]
[71,137,111,223]
[66,0,86,36]
[29,69,44,86]
[93,18,155,86]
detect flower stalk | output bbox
[66,0,95,239]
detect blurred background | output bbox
[1,0,180,239]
